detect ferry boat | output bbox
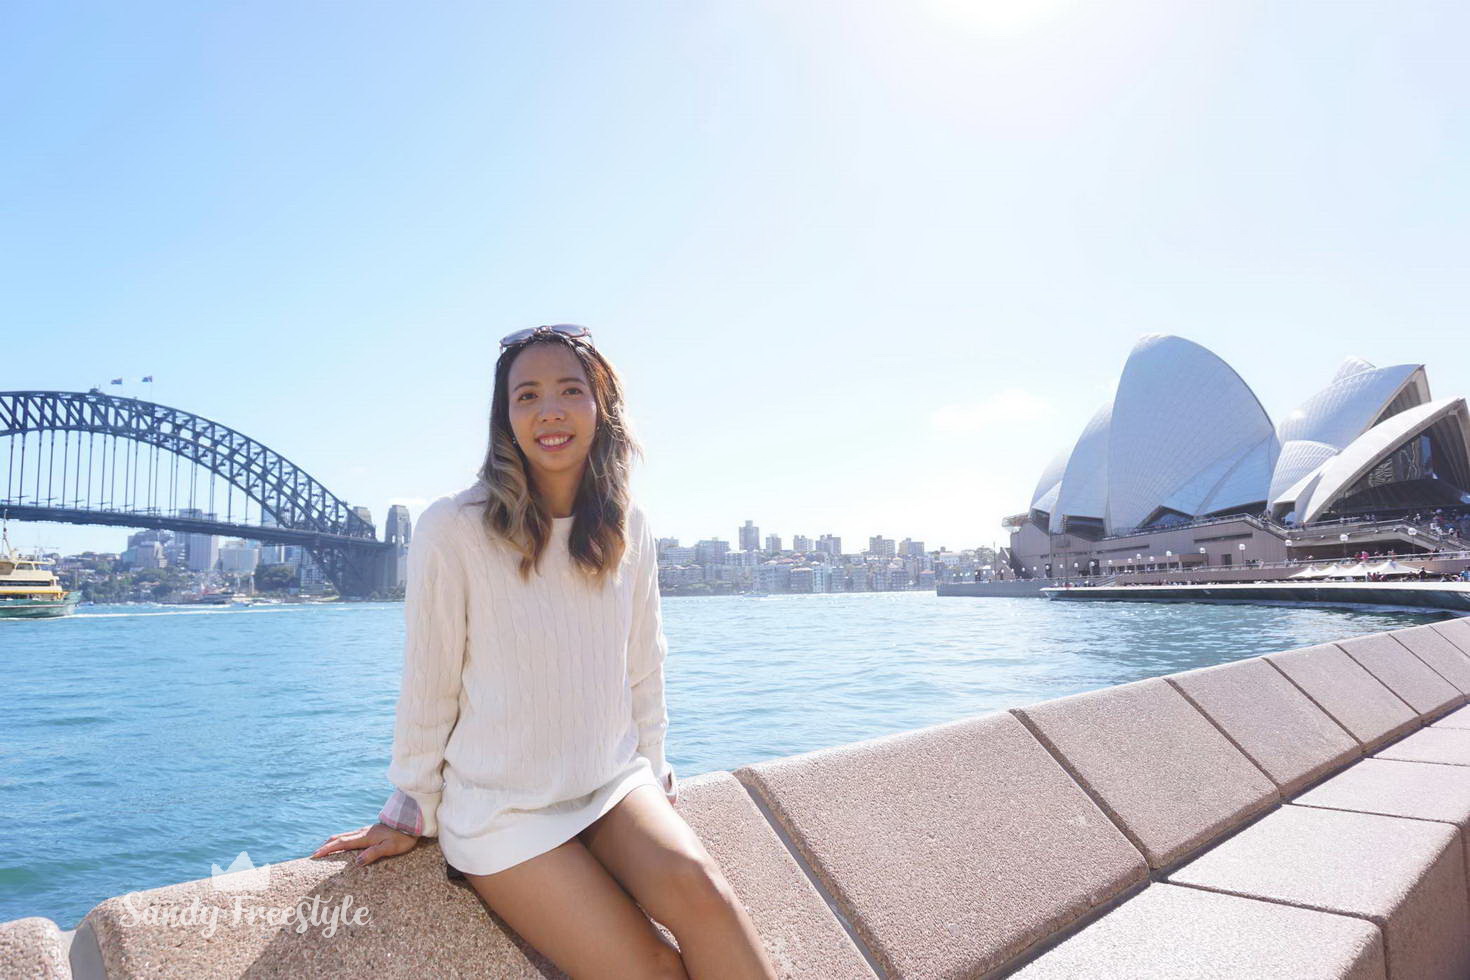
[0,522,80,619]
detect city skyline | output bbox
[6,2,1467,558]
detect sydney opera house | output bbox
[1003,335,1470,580]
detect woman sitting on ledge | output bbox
[312,324,777,979]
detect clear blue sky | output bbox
[5,1,1467,556]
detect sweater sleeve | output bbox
[380,506,468,838]
[628,509,675,791]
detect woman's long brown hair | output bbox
[476,332,642,585]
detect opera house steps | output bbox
[5,618,1464,977]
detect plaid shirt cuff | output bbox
[378,789,425,837]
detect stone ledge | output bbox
[1167,655,1359,796]
[1265,642,1419,751]
[1168,805,1470,979]
[1013,676,1278,870]
[1010,882,1386,979]
[0,916,70,980]
[1337,632,1462,718]
[734,711,1147,979]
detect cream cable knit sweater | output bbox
[377,481,676,874]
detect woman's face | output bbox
[506,342,599,479]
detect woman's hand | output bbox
[311,823,418,867]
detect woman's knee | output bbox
[649,849,737,921]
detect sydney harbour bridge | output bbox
[0,390,398,598]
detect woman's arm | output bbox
[380,508,469,837]
[628,508,677,802]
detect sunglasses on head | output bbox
[499,324,594,350]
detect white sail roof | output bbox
[1268,360,1427,508]
[1104,335,1277,532]
[1296,396,1470,523]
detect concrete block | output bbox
[1432,617,1470,654]
[82,836,551,979]
[0,917,70,980]
[1375,727,1470,768]
[79,772,870,979]
[1010,883,1385,980]
[1169,805,1470,980]
[1393,624,1470,693]
[1265,643,1418,751]
[1293,758,1470,879]
[1014,677,1278,869]
[1337,632,1461,717]
[1432,705,1470,730]
[735,711,1147,979]
[1168,656,1359,795]
[663,772,876,978]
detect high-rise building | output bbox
[793,534,812,552]
[257,510,285,565]
[219,539,260,574]
[764,534,782,553]
[178,508,220,572]
[818,534,842,556]
[868,536,896,558]
[738,520,760,552]
[694,539,730,564]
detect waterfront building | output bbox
[177,508,220,572]
[818,533,842,556]
[738,520,760,551]
[868,535,896,558]
[120,540,165,570]
[218,539,259,574]
[694,539,730,564]
[1007,335,1470,578]
[662,545,696,564]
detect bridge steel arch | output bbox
[0,390,391,597]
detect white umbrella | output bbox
[1289,565,1328,579]
[1323,562,1370,579]
[1367,560,1417,578]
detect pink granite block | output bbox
[1392,625,1470,693]
[1014,677,1279,869]
[1337,632,1461,717]
[1168,656,1359,795]
[1294,758,1470,881]
[662,772,875,978]
[1432,617,1470,654]
[1265,643,1418,751]
[1375,727,1470,767]
[1432,705,1470,730]
[1010,883,1385,980]
[80,772,869,979]
[0,917,69,980]
[1169,806,1470,980]
[734,711,1148,979]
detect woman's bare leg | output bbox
[578,784,778,979]
[461,837,688,980]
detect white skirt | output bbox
[438,753,662,877]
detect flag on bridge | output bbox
[110,378,123,385]
[142,376,153,382]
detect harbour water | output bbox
[4,593,1455,929]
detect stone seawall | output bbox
[1045,581,1470,613]
[10,617,1470,978]
[936,580,1050,598]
